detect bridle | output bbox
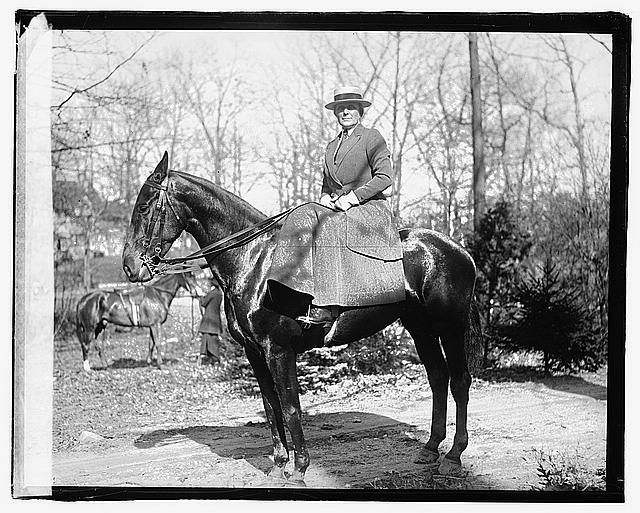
[139,170,183,278]
[136,169,297,278]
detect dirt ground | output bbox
[53,298,607,491]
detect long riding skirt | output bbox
[264,200,405,317]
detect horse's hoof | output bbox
[256,475,288,488]
[82,360,92,372]
[415,447,440,465]
[284,479,307,487]
[267,466,286,480]
[438,457,463,476]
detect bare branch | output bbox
[55,33,157,110]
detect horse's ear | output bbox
[149,151,169,184]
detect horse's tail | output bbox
[464,296,484,375]
[75,291,107,368]
[75,296,88,337]
[75,296,92,364]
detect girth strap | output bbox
[130,296,140,326]
[117,292,140,326]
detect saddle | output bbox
[106,292,141,326]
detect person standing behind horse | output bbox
[197,281,224,365]
[264,86,405,332]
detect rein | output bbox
[156,207,293,274]
[139,171,295,277]
[152,207,293,276]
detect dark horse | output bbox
[122,153,481,484]
[75,271,198,371]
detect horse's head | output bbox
[122,152,188,282]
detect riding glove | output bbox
[333,191,360,212]
[319,194,335,209]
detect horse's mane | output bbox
[170,169,267,222]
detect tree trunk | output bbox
[562,37,588,201]
[484,280,495,367]
[544,351,551,375]
[391,32,402,217]
[83,227,92,291]
[232,124,242,195]
[469,32,486,231]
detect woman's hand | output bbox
[319,194,336,209]
[333,191,360,211]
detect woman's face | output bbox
[333,103,361,130]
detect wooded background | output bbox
[51,29,612,371]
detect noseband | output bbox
[139,171,182,277]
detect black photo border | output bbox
[13,9,630,503]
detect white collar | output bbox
[340,123,359,138]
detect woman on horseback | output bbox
[264,86,405,329]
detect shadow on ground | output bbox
[539,375,607,400]
[95,357,179,370]
[133,411,494,489]
[478,367,606,401]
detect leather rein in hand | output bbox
[139,171,293,278]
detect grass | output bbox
[530,448,605,491]
[363,469,472,490]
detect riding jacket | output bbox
[322,123,393,203]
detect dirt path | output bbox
[53,369,607,489]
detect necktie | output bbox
[333,130,349,165]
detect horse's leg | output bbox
[147,327,154,364]
[88,320,106,372]
[156,324,164,367]
[79,324,93,372]
[96,323,109,368]
[438,323,472,474]
[149,325,163,368]
[266,344,309,484]
[244,347,290,479]
[401,310,449,464]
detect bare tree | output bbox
[469,32,486,231]
[171,48,253,190]
[539,35,590,200]
[410,34,471,238]
[51,32,163,291]
[261,35,338,209]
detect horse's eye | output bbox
[137,203,150,214]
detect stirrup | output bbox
[296,305,317,330]
[296,305,336,330]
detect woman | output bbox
[264,86,405,328]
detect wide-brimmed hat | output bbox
[324,86,372,110]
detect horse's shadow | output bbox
[94,357,179,370]
[133,411,438,485]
